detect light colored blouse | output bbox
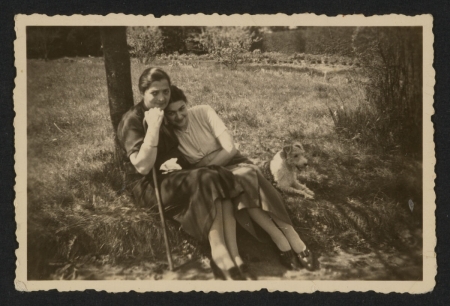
[174,105,227,165]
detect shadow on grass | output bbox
[332,199,422,280]
[28,149,206,280]
[284,190,422,280]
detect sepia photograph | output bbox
[14,14,435,293]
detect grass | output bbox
[27,57,422,280]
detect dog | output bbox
[262,143,315,199]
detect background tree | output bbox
[66,27,102,57]
[353,27,423,156]
[100,26,134,167]
[26,27,62,60]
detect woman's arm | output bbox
[129,108,164,175]
[129,143,158,175]
[195,130,237,167]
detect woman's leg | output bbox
[246,208,291,252]
[208,199,236,275]
[222,199,244,267]
[271,216,306,253]
[272,215,314,270]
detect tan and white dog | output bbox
[263,143,315,199]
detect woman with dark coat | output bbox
[117,68,250,280]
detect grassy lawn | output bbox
[27,57,423,280]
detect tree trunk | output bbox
[100,27,134,170]
[100,27,134,132]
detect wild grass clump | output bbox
[328,92,386,148]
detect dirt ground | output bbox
[64,225,422,281]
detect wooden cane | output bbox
[152,167,174,271]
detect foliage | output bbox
[127,27,164,64]
[304,27,356,56]
[66,27,102,57]
[327,81,390,148]
[260,29,306,54]
[27,27,62,60]
[26,26,103,60]
[352,27,423,156]
[159,26,204,54]
[313,27,423,157]
[191,27,259,69]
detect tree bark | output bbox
[100,27,134,170]
[100,27,134,132]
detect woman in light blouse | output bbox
[164,85,315,276]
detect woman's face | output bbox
[143,79,171,110]
[165,100,189,130]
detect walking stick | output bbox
[152,167,174,271]
[143,117,174,271]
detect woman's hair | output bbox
[138,67,171,94]
[169,85,187,104]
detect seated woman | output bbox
[165,85,315,271]
[117,68,253,280]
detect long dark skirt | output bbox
[130,164,292,242]
[130,167,243,241]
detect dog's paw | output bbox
[303,192,315,200]
[298,187,315,199]
[292,189,315,199]
[305,189,315,198]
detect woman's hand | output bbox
[129,108,164,175]
[142,108,164,148]
[144,108,165,131]
[195,131,237,167]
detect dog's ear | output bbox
[293,143,304,151]
[281,145,293,159]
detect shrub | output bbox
[26,27,62,61]
[191,27,258,69]
[353,27,423,157]
[260,29,306,53]
[328,94,385,147]
[304,27,356,56]
[127,27,164,64]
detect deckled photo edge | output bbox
[14,13,435,293]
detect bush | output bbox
[260,29,306,53]
[127,27,164,64]
[328,93,386,147]
[353,27,423,157]
[26,26,103,60]
[304,27,356,56]
[27,27,63,60]
[191,27,258,69]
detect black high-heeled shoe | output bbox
[279,250,301,270]
[296,248,315,271]
[228,266,246,280]
[238,263,257,280]
[210,259,227,280]
[210,260,246,280]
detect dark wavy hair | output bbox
[138,67,171,94]
[169,85,187,104]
